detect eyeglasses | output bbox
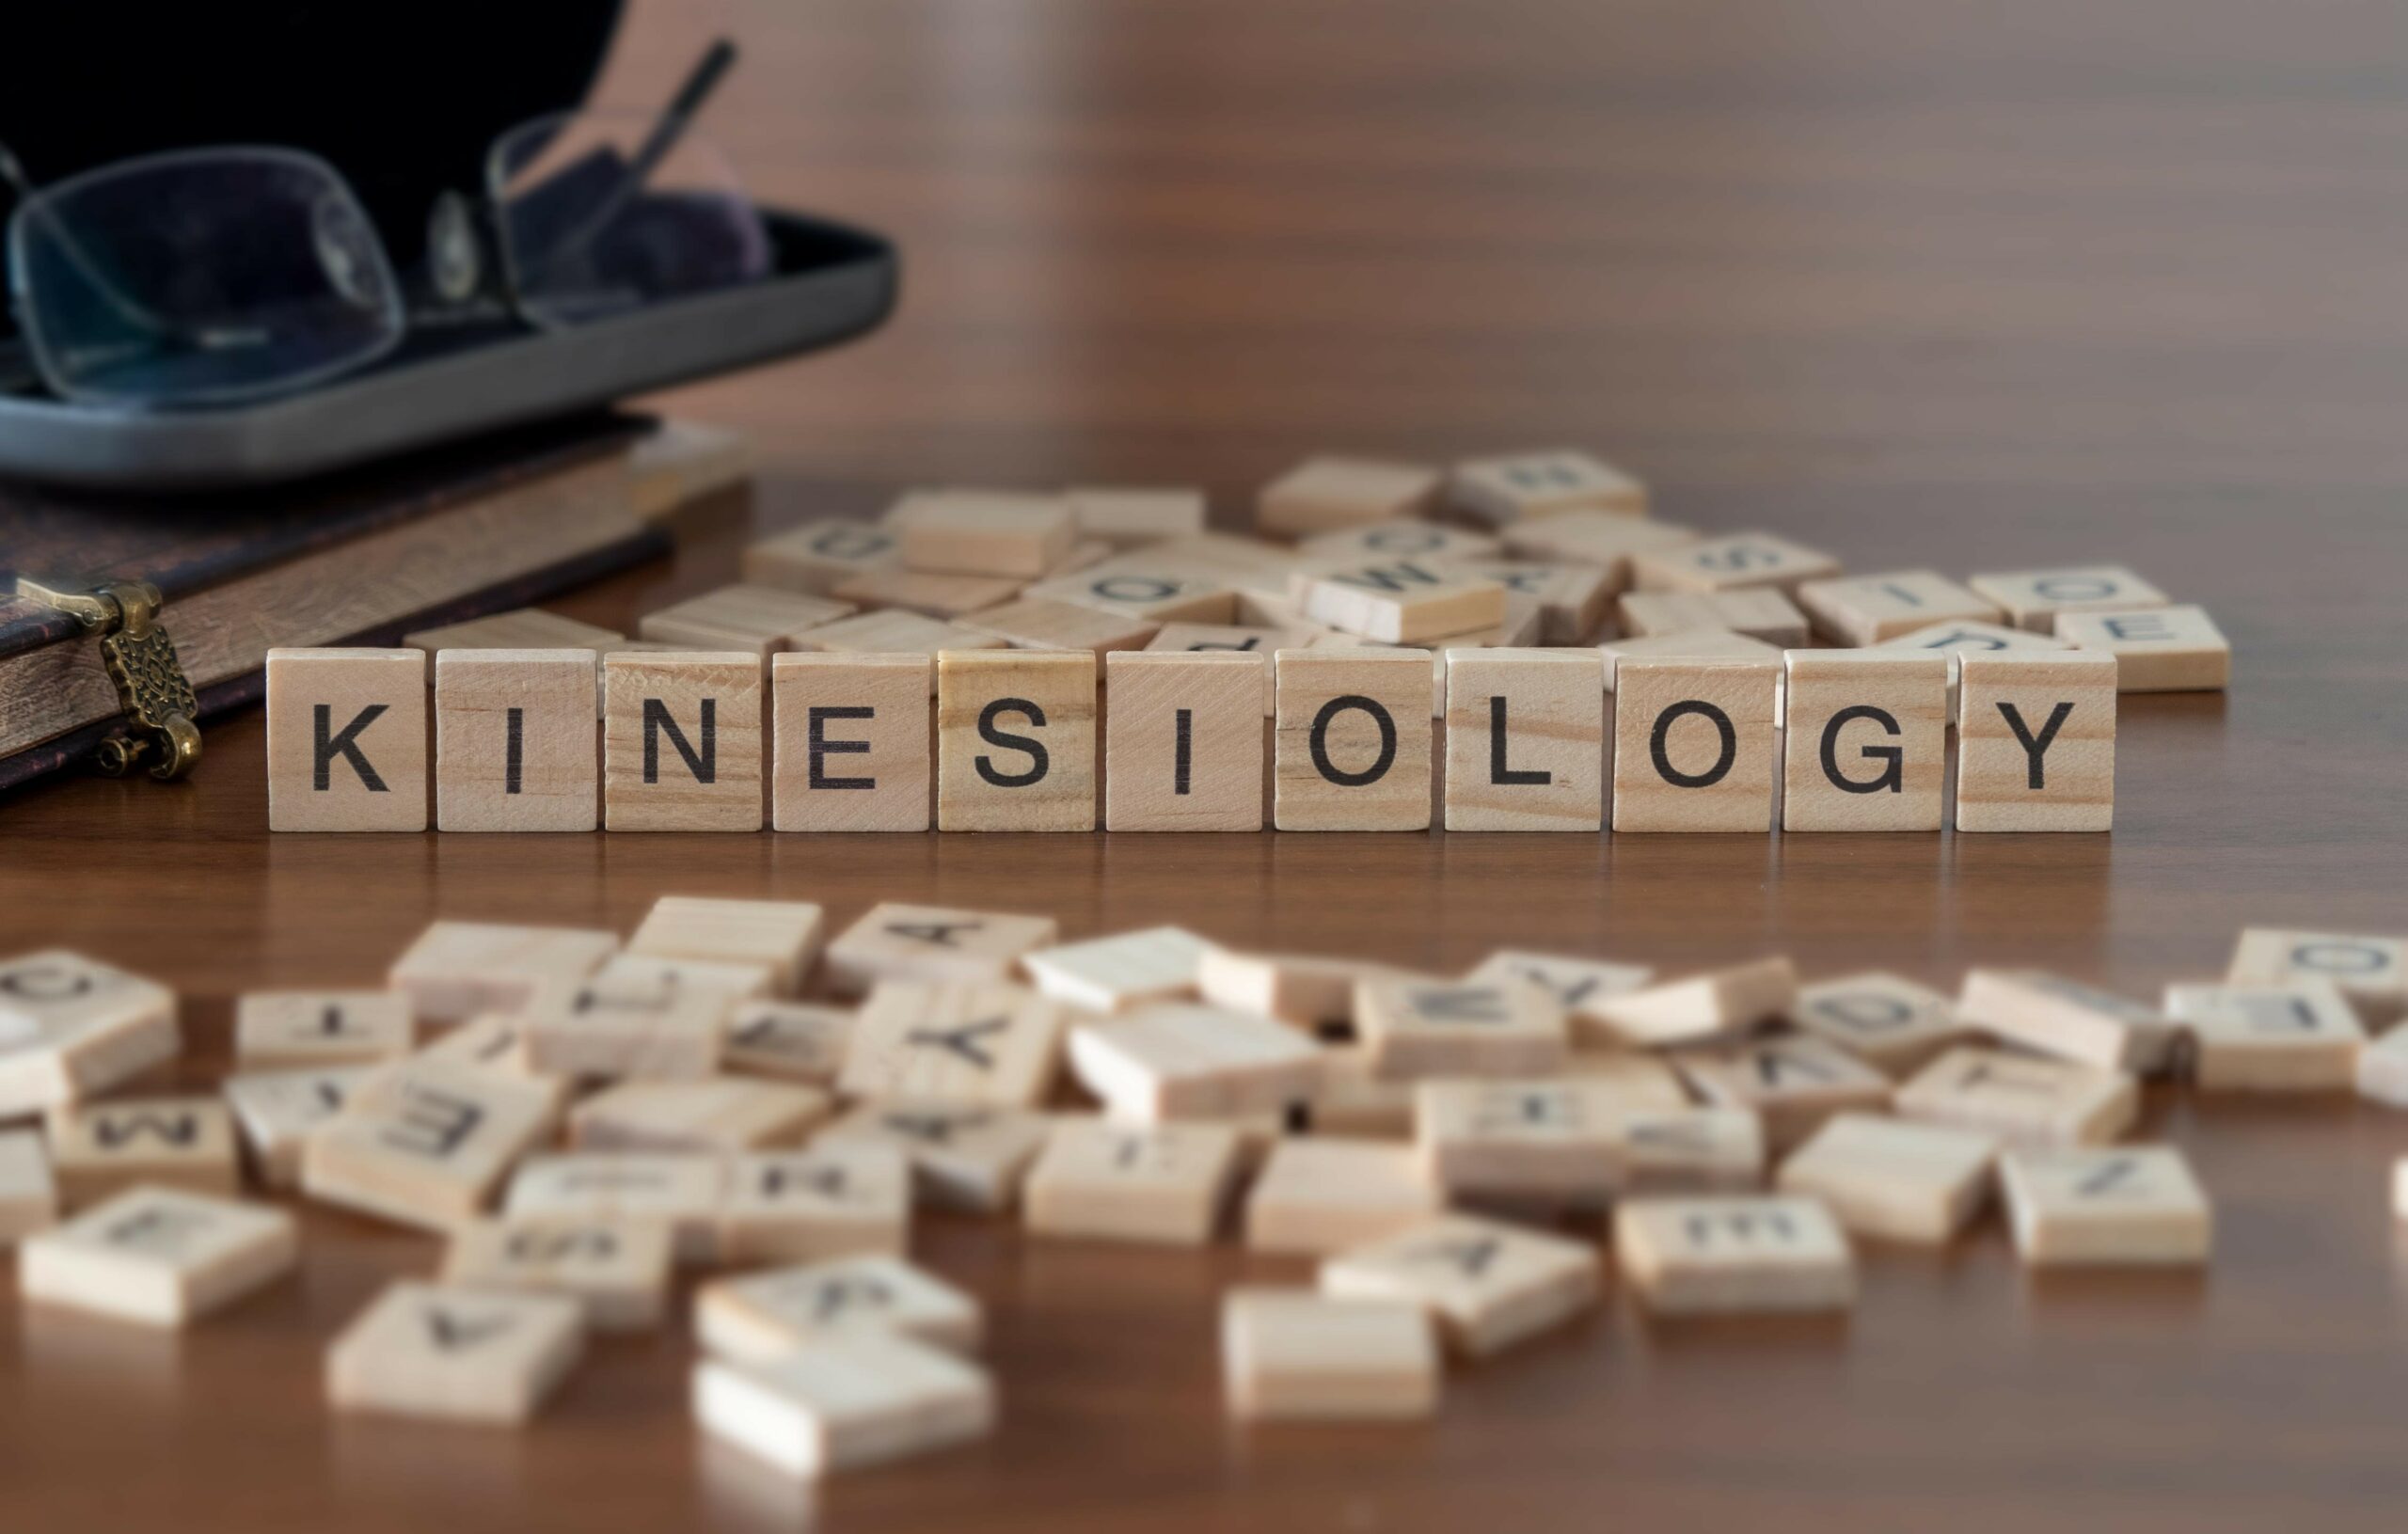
[0,39,769,410]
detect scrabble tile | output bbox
[1069,1004,1323,1122]
[627,896,825,996]
[1957,969,2178,1075]
[1775,1113,1998,1244]
[1585,956,1798,1050]
[20,1186,295,1327]
[1299,519,1500,563]
[1781,650,1949,832]
[432,649,600,831]
[717,1145,912,1266]
[1245,1137,1442,1255]
[784,609,1004,669]
[694,1331,995,1478]
[1673,1036,1892,1154]
[897,490,1074,577]
[2230,928,2408,1027]
[518,970,735,1082]
[235,990,413,1068]
[1449,449,1647,525]
[222,1067,375,1190]
[935,648,1098,830]
[1025,561,1235,625]
[1294,560,1504,643]
[1258,456,1440,536]
[1596,628,1782,690]
[264,648,427,831]
[1309,1048,1419,1138]
[440,1215,674,1331]
[1145,624,1296,716]
[1319,1212,1599,1357]
[1873,618,2072,716]
[1611,657,1780,831]
[404,607,624,683]
[2054,605,2229,691]
[725,1001,855,1084]
[769,653,932,832]
[1787,972,1969,1076]
[742,517,904,594]
[1893,1046,2137,1149]
[46,1096,239,1210]
[1618,589,1810,648]
[386,921,618,1024]
[1022,1118,1243,1244]
[0,949,179,1117]
[412,1014,548,1078]
[1068,485,1209,548]
[569,1077,831,1153]
[1613,1195,1855,1316]
[1020,925,1209,1013]
[1450,559,1616,644]
[698,1254,982,1364]
[1461,952,1654,1047]
[1223,1289,1437,1420]
[638,584,853,657]
[832,565,1028,619]
[1196,947,1386,1030]
[1968,564,2171,634]
[1601,1107,1766,1194]
[819,1101,1050,1213]
[1439,648,1604,831]
[956,596,1160,659]
[1999,1146,2211,1266]
[503,1153,725,1262]
[603,648,767,832]
[1559,1050,1694,1111]
[1272,648,1434,830]
[591,951,776,1004]
[1,1128,58,1241]
[1955,652,2116,832]
[304,1060,562,1230]
[1795,570,2004,646]
[327,1280,585,1423]
[1417,1077,1626,1204]
[1630,531,1842,596]
[1103,652,1266,831]
[2164,979,2364,1091]
[1417,601,1548,716]
[1502,512,1701,591]
[840,980,1068,1108]
[823,903,1060,994]
[1354,974,1568,1081]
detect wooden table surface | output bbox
[6,1,2408,1528]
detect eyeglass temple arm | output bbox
[0,140,174,340]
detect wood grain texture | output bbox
[934,649,1098,830]
[770,653,933,831]
[1102,651,1265,830]
[6,0,2408,1528]
[602,652,766,832]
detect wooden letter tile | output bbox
[1416,1077,1628,1205]
[1957,968,2178,1074]
[1319,1212,1600,1357]
[1775,1113,1998,1244]
[20,1186,295,1327]
[265,648,427,831]
[1601,1106,1766,1194]
[1258,457,1440,537]
[1295,561,1505,642]
[1222,1289,1437,1420]
[1299,518,1500,563]
[839,980,1067,1108]
[823,903,1060,994]
[715,1145,911,1266]
[694,1331,995,1478]
[1673,1036,1893,1153]
[1999,1146,2211,1266]
[1103,652,1265,831]
[639,584,854,657]
[1613,1195,1856,1315]
[1795,570,2003,646]
[1025,561,1236,625]
[327,1279,585,1423]
[1068,1004,1323,1122]
[832,566,1028,620]
[935,649,1098,830]
[1968,564,2170,634]
[1022,1119,1244,1244]
[1630,531,1841,595]
[235,990,413,1069]
[769,652,931,832]
[386,920,618,1025]
[47,1096,238,1210]
[503,1153,724,1262]
[817,1101,1053,1213]
[697,1253,981,1364]
[1873,618,2070,718]
[897,490,1074,577]
[303,1060,562,1230]
[1442,648,1604,831]
[2054,604,2229,691]
[1587,956,1796,1049]
[955,597,1158,658]
[1598,628,1780,692]
[2229,927,2408,1028]
[1611,657,1780,831]
[1244,1137,1442,1255]
[222,1066,376,1189]
[1504,512,1700,592]
[1,1127,58,1241]
[2165,979,2364,1091]
[1020,925,1209,1013]
[1448,449,1646,525]
[724,1001,855,1084]
[1893,1046,2137,1148]
[1955,651,2115,831]
[1069,485,1209,548]
[1354,974,1568,1080]
[0,949,179,1117]
[517,971,735,1082]
[742,516,904,593]
[1272,648,1434,830]
[1451,560,1616,644]
[1787,972,1968,1076]
[627,896,826,996]
[440,1215,675,1332]
[1462,951,1654,1046]
[1146,624,1296,716]
[785,609,1003,664]
[404,608,622,686]
[603,651,765,830]
[569,1077,831,1153]
[1618,589,1810,648]
[433,649,599,830]
[1782,651,1949,831]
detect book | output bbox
[0,414,667,792]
